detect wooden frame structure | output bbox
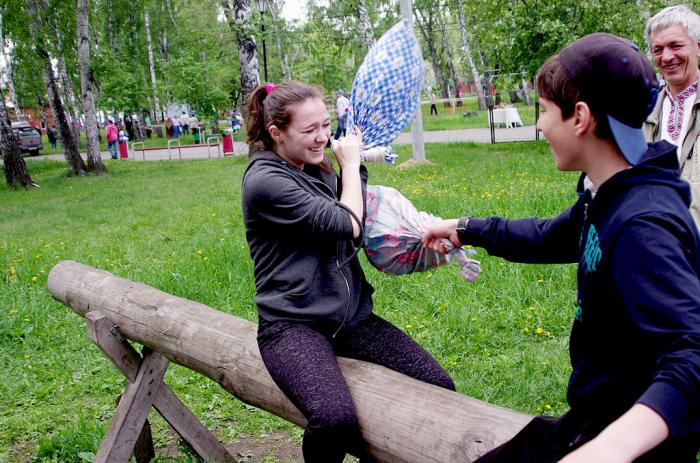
[48,260,531,462]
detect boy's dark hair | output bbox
[536,54,612,140]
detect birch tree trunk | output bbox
[25,0,85,176]
[479,49,490,104]
[268,0,291,81]
[436,8,459,102]
[415,10,448,101]
[0,86,36,188]
[161,30,170,63]
[357,0,376,49]
[164,0,177,27]
[456,0,486,110]
[221,0,260,114]
[520,74,532,105]
[144,11,161,125]
[38,97,49,129]
[107,0,115,49]
[159,0,172,63]
[41,0,82,143]
[4,43,21,119]
[77,0,106,173]
[43,58,86,175]
[58,57,82,145]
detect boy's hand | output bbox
[422,219,461,253]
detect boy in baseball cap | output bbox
[424,33,700,462]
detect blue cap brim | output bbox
[607,115,648,165]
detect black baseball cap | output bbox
[559,32,659,165]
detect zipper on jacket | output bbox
[279,160,353,337]
[333,243,352,338]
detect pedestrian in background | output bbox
[106,118,118,159]
[334,89,350,140]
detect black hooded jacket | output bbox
[460,141,700,444]
[242,150,373,333]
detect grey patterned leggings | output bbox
[257,313,455,463]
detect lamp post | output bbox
[257,0,268,83]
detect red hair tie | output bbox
[265,83,276,94]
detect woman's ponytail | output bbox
[245,85,273,150]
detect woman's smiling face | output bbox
[272,97,331,169]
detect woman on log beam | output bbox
[241,81,456,463]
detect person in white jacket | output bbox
[334,89,350,140]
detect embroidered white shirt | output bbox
[660,83,697,162]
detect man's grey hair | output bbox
[646,4,700,45]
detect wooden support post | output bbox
[86,311,234,463]
[115,394,156,463]
[94,343,168,462]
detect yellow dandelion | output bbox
[405,324,412,329]
[203,256,209,261]
[27,365,32,369]
[536,327,543,334]
[524,327,530,333]
[197,249,203,255]
[32,276,38,282]
[545,404,552,410]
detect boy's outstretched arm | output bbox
[558,404,669,463]
[422,204,583,264]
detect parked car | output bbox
[11,121,43,155]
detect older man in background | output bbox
[644,4,700,227]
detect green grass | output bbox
[2,142,578,461]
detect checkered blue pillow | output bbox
[348,19,424,151]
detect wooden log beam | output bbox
[48,260,531,462]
